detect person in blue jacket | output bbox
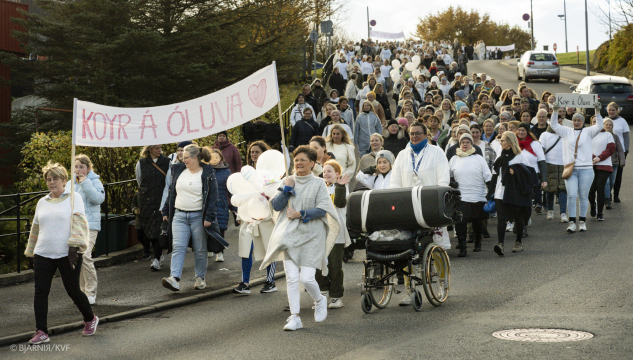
[65,154,105,305]
[204,147,231,262]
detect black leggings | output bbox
[456,219,483,239]
[589,168,611,215]
[496,202,531,244]
[33,254,94,334]
[614,165,624,197]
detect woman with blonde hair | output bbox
[26,162,98,344]
[325,124,356,178]
[486,132,531,256]
[65,154,104,305]
[358,133,384,171]
[440,99,456,124]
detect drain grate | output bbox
[492,329,594,342]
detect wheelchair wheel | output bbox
[412,289,423,312]
[361,293,373,314]
[366,262,393,309]
[422,243,451,307]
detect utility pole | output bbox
[608,0,612,40]
[530,0,534,50]
[366,7,370,39]
[564,0,568,53]
[585,0,590,75]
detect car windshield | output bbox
[591,83,633,94]
[529,53,557,61]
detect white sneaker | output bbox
[399,288,412,306]
[328,298,344,309]
[547,210,554,220]
[578,221,587,232]
[560,213,569,223]
[150,258,161,271]
[194,277,206,290]
[162,276,180,291]
[506,222,514,233]
[87,296,96,305]
[566,222,577,233]
[283,315,303,331]
[207,252,214,258]
[215,253,224,262]
[314,294,328,322]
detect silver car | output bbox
[516,51,561,83]
[571,75,633,120]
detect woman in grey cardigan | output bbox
[261,145,340,331]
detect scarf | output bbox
[456,147,476,157]
[410,139,428,154]
[494,149,517,186]
[518,136,537,156]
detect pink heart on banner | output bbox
[248,79,267,108]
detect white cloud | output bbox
[339,0,610,52]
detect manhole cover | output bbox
[492,329,594,342]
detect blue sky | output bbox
[339,0,611,53]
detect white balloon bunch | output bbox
[228,150,286,223]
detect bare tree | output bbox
[591,0,633,36]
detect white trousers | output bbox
[80,230,99,297]
[284,259,321,315]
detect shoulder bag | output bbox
[562,129,582,179]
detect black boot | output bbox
[473,234,482,252]
[590,202,596,217]
[458,237,467,257]
[467,233,475,243]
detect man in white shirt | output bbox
[335,57,348,80]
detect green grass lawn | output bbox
[306,68,323,79]
[555,50,595,65]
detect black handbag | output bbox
[158,220,171,251]
[206,222,229,253]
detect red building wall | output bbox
[1,0,29,187]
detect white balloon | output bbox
[391,59,401,69]
[227,173,257,195]
[240,166,262,191]
[390,69,398,78]
[230,192,260,207]
[256,169,276,188]
[263,181,282,198]
[392,73,400,83]
[247,195,270,220]
[412,70,420,78]
[405,62,416,71]
[238,205,253,223]
[256,150,286,179]
[412,55,421,65]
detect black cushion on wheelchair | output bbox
[366,249,414,262]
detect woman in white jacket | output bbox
[355,150,394,190]
[550,102,603,233]
[290,94,315,127]
[325,124,357,179]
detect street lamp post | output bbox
[564,0,568,53]
[530,0,534,50]
[585,0,590,76]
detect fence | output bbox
[0,179,138,274]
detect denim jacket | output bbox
[65,170,105,231]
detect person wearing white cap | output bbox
[356,150,394,190]
[449,133,492,256]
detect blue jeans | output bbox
[604,167,617,199]
[546,190,567,215]
[242,242,276,284]
[170,210,207,280]
[564,168,595,219]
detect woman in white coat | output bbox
[478,40,486,60]
[550,102,603,233]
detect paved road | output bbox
[2,61,633,359]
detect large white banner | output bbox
[370,30,405,39]
[486,44,515,52]
[72,63,280,147]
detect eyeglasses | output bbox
[410,131,425,136]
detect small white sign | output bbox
[556,94,598,108]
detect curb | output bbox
[0,271,285,347]
[0,245,144,287]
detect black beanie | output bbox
[387,119,399,128]
[218,130,228,137]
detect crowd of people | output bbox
[23,38,629,342]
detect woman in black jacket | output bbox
[328,67,346,97]
[487,132,532,256]
[289,107,319,152]
[135,145,170,271]
[382,120,409,156]
[374,83,392,120]
[161,145,225,291]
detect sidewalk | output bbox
[0,223,282,343]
